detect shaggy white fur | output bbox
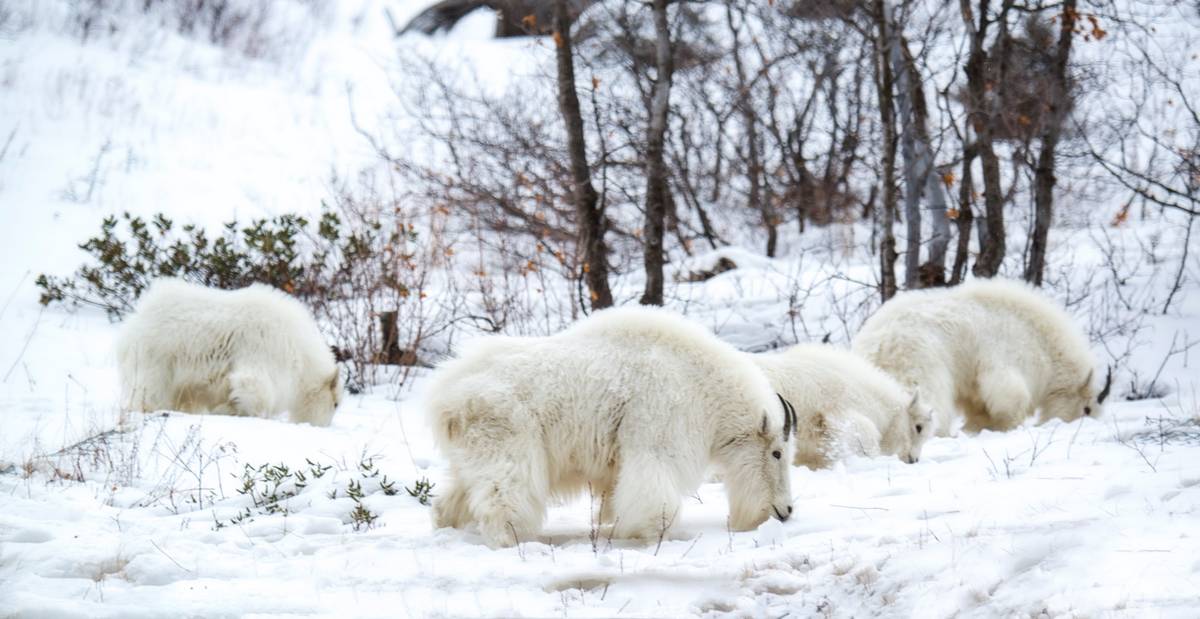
[752,344,931,468]
[116,279,342,426]
[852,279,1105,436]
[426,306,795,548]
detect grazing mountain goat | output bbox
[116,279,343,426]
[751,345,932,468]
[852,279,1110,436]
[426,306,795,548]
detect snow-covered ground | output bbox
[2,1,1198,617]
[2,375,1198,617]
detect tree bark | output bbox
[1024,0,1077,286]
[874,0,899,302]
[922,166,951,286]
[553,0,613,309]
[950,143,977,286]
[639,0,674,306]
[890,32,923,289]
[961,0,1012,278]
[891,33,951,288]
[378,311,419,366]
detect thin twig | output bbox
[0,124,17,163]
[3,305,44,383]
[828,503,889,511]
[150,540,192,573]
[679,533,702,559]
[0,270,29,321]
[1162,215,1194,315]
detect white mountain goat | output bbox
[426,306,796,548]
[116,278,343,426]
[752,344,932,468]
[852,279,1111,436]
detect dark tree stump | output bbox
[378,311,419,366]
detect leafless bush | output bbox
[1128,391,1200,448]
[67,0,322,60]
[452,223,583,338]
[362,52,633,334]
[323,163,601,366]
[311,169,458,392]
[381,0,1196,335]
[384,55,586,248]
[954,15,1079,145]
[384,2,883,306]
[19,412,237,512]
[1124,332,1197,401]
[137,417,238,513]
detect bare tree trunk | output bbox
[945,143,974,285]
[891,32,951,287]
[788,123,812,233]
[796,157,811,234]
[923,167,951,286]
[748,94,776,258]
[950,143,977,286]
[1024,0,1077,286]
[890,32,922,289]
[378,311,419,366]
[640,0,674,306]
[961,0,1012,278]
[874,0,899,302]
[553,0,612,309]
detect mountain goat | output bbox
[116,279,343,426]
[752,345,931,468]
[426,306,795,548]
[852,279,1110,436]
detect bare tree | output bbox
[723,3,778,257]
[1024,0,1078,286]
[891,30,951,288]
[950,141,976,285]
[385,0,1198,323]
[1086,3,1200,220]
[962,0,1016,278]
[639,0,675,306]
[890,31,922,289]
[873,0,900,301]
[772,10,870,233]
[553,0,613,309]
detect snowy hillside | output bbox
[2,0,1198,617]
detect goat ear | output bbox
[761,413,768,436]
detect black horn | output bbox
[777,393,796,439]
[1098,366,1113,403]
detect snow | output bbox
[2,0,1199,617]
[3,394,1198,616]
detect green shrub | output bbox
[215,456,419,533]
[36,211,317,319]
[36,205,429,390]
[405,477,436,506]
